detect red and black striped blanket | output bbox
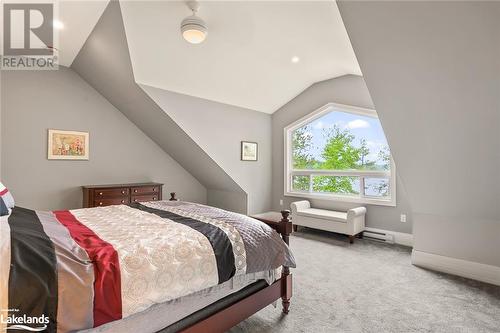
[0,201,295,333]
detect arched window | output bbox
[284,103,396,206]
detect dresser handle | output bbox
[121,200,125,204]
[99,202,103,206]
[134,199,138,202]
[134,189,138,193]
[99,192,103,196]
[153,197,156,200]
[121,190,126,194]
[153,188,156,192]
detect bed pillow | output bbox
[0,182,15,216]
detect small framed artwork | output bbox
[241,141,258,161]
[48,129,89,160]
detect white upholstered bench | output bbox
[290,200,366,243]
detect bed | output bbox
[0,197,295,333]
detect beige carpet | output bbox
[231,228,500,333]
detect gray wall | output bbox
[272,75,413,234]
[1,67,207,210]
[71,1,247,213]
[0,70,2,179]
[338,1,500,266]
[207,189,248,215]
[143,85,272,214]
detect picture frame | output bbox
[48,129,89,160]
[241,141,258,161]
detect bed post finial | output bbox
[280,210,290,222]
[279,210,292,245]
[280,210,292,314]
[169,192,178,201]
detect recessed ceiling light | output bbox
[291,56,300,64]
[53,20,64,30]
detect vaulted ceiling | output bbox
[71,0,248,213]
[57,0,360,113]
[120,1,361,113]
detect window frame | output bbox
[284,102,396,207]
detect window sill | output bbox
[284,191,396,207]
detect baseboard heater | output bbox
[363,230,395,243]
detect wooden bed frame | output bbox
[177,209,294,333]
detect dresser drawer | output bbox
[94,197,129,207]
[131,186,160,195]
[94,188,129,198]
[83,183,163,208]
[131,194,159,203]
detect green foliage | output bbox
[321,126,360,170]
[358,139,376,170]
[291,127,313,191]
[292,175,309,191]
[367,146,391,197]
[291,124,391,196]
[292,126,313,169]
[359,139,370,166]
[313,176,359,195]
[378,146,391,171]
[315,126,361,194]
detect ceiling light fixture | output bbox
[181,1,207,44]
[53,19,64,30]
[291,56,300,64]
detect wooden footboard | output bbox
[178,211,294,333]
[257,210,293,314]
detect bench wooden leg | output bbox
[293,225,298,232]
[348,235,355,244]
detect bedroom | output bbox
[0,1,499,332]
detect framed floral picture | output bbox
[48,129,89,160]
[241,141,258,161]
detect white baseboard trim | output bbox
[364,227,413,247]
[411,250,500,286]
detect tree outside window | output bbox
[286,104,395,205]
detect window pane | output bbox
[364,178,390,197]
[292,175,309,192]
[291,110,391,172]
[291,126,314,169]
[312,176,360,195]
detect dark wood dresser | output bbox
[82,182,163,208]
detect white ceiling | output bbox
[10,1,360,112]
[120,1,361,113]
[59,1,109,66]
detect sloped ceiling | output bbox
[71,1,247,211]
[141,84,272,214]
[4,1,359,113]
[119,0,360,113]
[338,1,500,267]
